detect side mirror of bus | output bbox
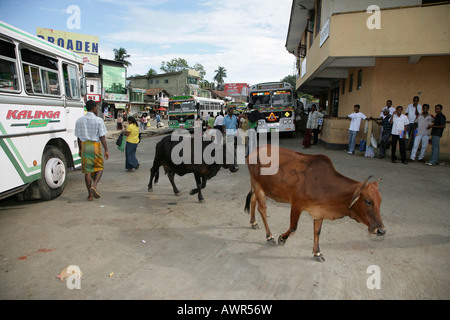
[80,76,87,96]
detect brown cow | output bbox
[245,144,386,262]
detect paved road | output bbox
[0,129,449,300]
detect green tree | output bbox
[281,75,296,89]
[298,92,314,103]
[160,58,190,73]
[147,68,158,77]
[113,47,132,67]
[213,66,227,86]
[193,63,206,81]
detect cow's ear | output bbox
[349,188,361,209]
[372,178,382,186]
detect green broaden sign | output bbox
[170,96,194,101]
[10,119,60,128]
[27,119,50,128]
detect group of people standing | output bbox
[302,105,329,149]
[347,96,446,166]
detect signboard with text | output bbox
[225,83,249,96]
[37,28,99,73]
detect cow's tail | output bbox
[244,190,253,214]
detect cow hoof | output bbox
[314,253,325,262]
[199,199,206,204]
[277,235,286,246]
[189,190,195,195]
[251,222,260,230]
[175,192,182,197]
[267,237,277,246]
[148,188,153,192]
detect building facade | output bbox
[129,69,211,98]
[286,0,450,155]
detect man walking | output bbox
[346,105,367,154]
[426,104,446,166]
[223,107,239,170]
[75,100,109,201]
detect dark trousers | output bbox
[406,123,416,149]
[391,134,406,162]
[312,128,320,145]
[125,142,139,169]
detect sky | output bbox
[0,0,296,85]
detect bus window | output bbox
[23,65,32,93]
[41,68,60,95]
[20,47,59,96]
[251,91,271,106]
[30,66,42,94]
[63,63,80,99]
[0,39,19,92]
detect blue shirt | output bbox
[75,112,107,142]
[223,114,238,135]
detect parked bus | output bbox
[0,21,86,201]
[167,95,224,129]
[227,101,247,114]
[248,82,296,133]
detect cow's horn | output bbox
[362,175,374,188]
[349,175,374,209]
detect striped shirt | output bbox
[75,112,108,142]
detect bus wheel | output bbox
[38,146,67,201]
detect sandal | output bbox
[90,187,101,199]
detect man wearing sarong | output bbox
[75,100,109,201]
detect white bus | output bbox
[248,82,296,133]
[0,21,86,201]
[168,95,224,130]
[195,96,225,118]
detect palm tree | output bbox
[113,47,132,67]
[213,66,227,87]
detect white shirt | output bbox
[75,112,108,142]
[405,104,422,123]
[348,112,367,132]
[306,111,324,129]
[415,114,433,136]
[380,107,395,117]
[214,115,224,126]
[391,114,409,135]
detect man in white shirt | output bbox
[410,104,433,162]
[346,105,367,154]
[75,100,109,201]
[379,100,395,117]
[214,112,225,143]
[390,106,409,164]
[405,96,422,150]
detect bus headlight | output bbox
[283,120,288,124]
[288,120,292,124]
[258,120,264,125]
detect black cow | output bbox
[148,134,239,202]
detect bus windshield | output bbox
[250,91,270,107]
[272,90,293,107]
[169,100,196,112]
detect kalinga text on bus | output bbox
[6,109,61,120]
[37,35,98,54]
